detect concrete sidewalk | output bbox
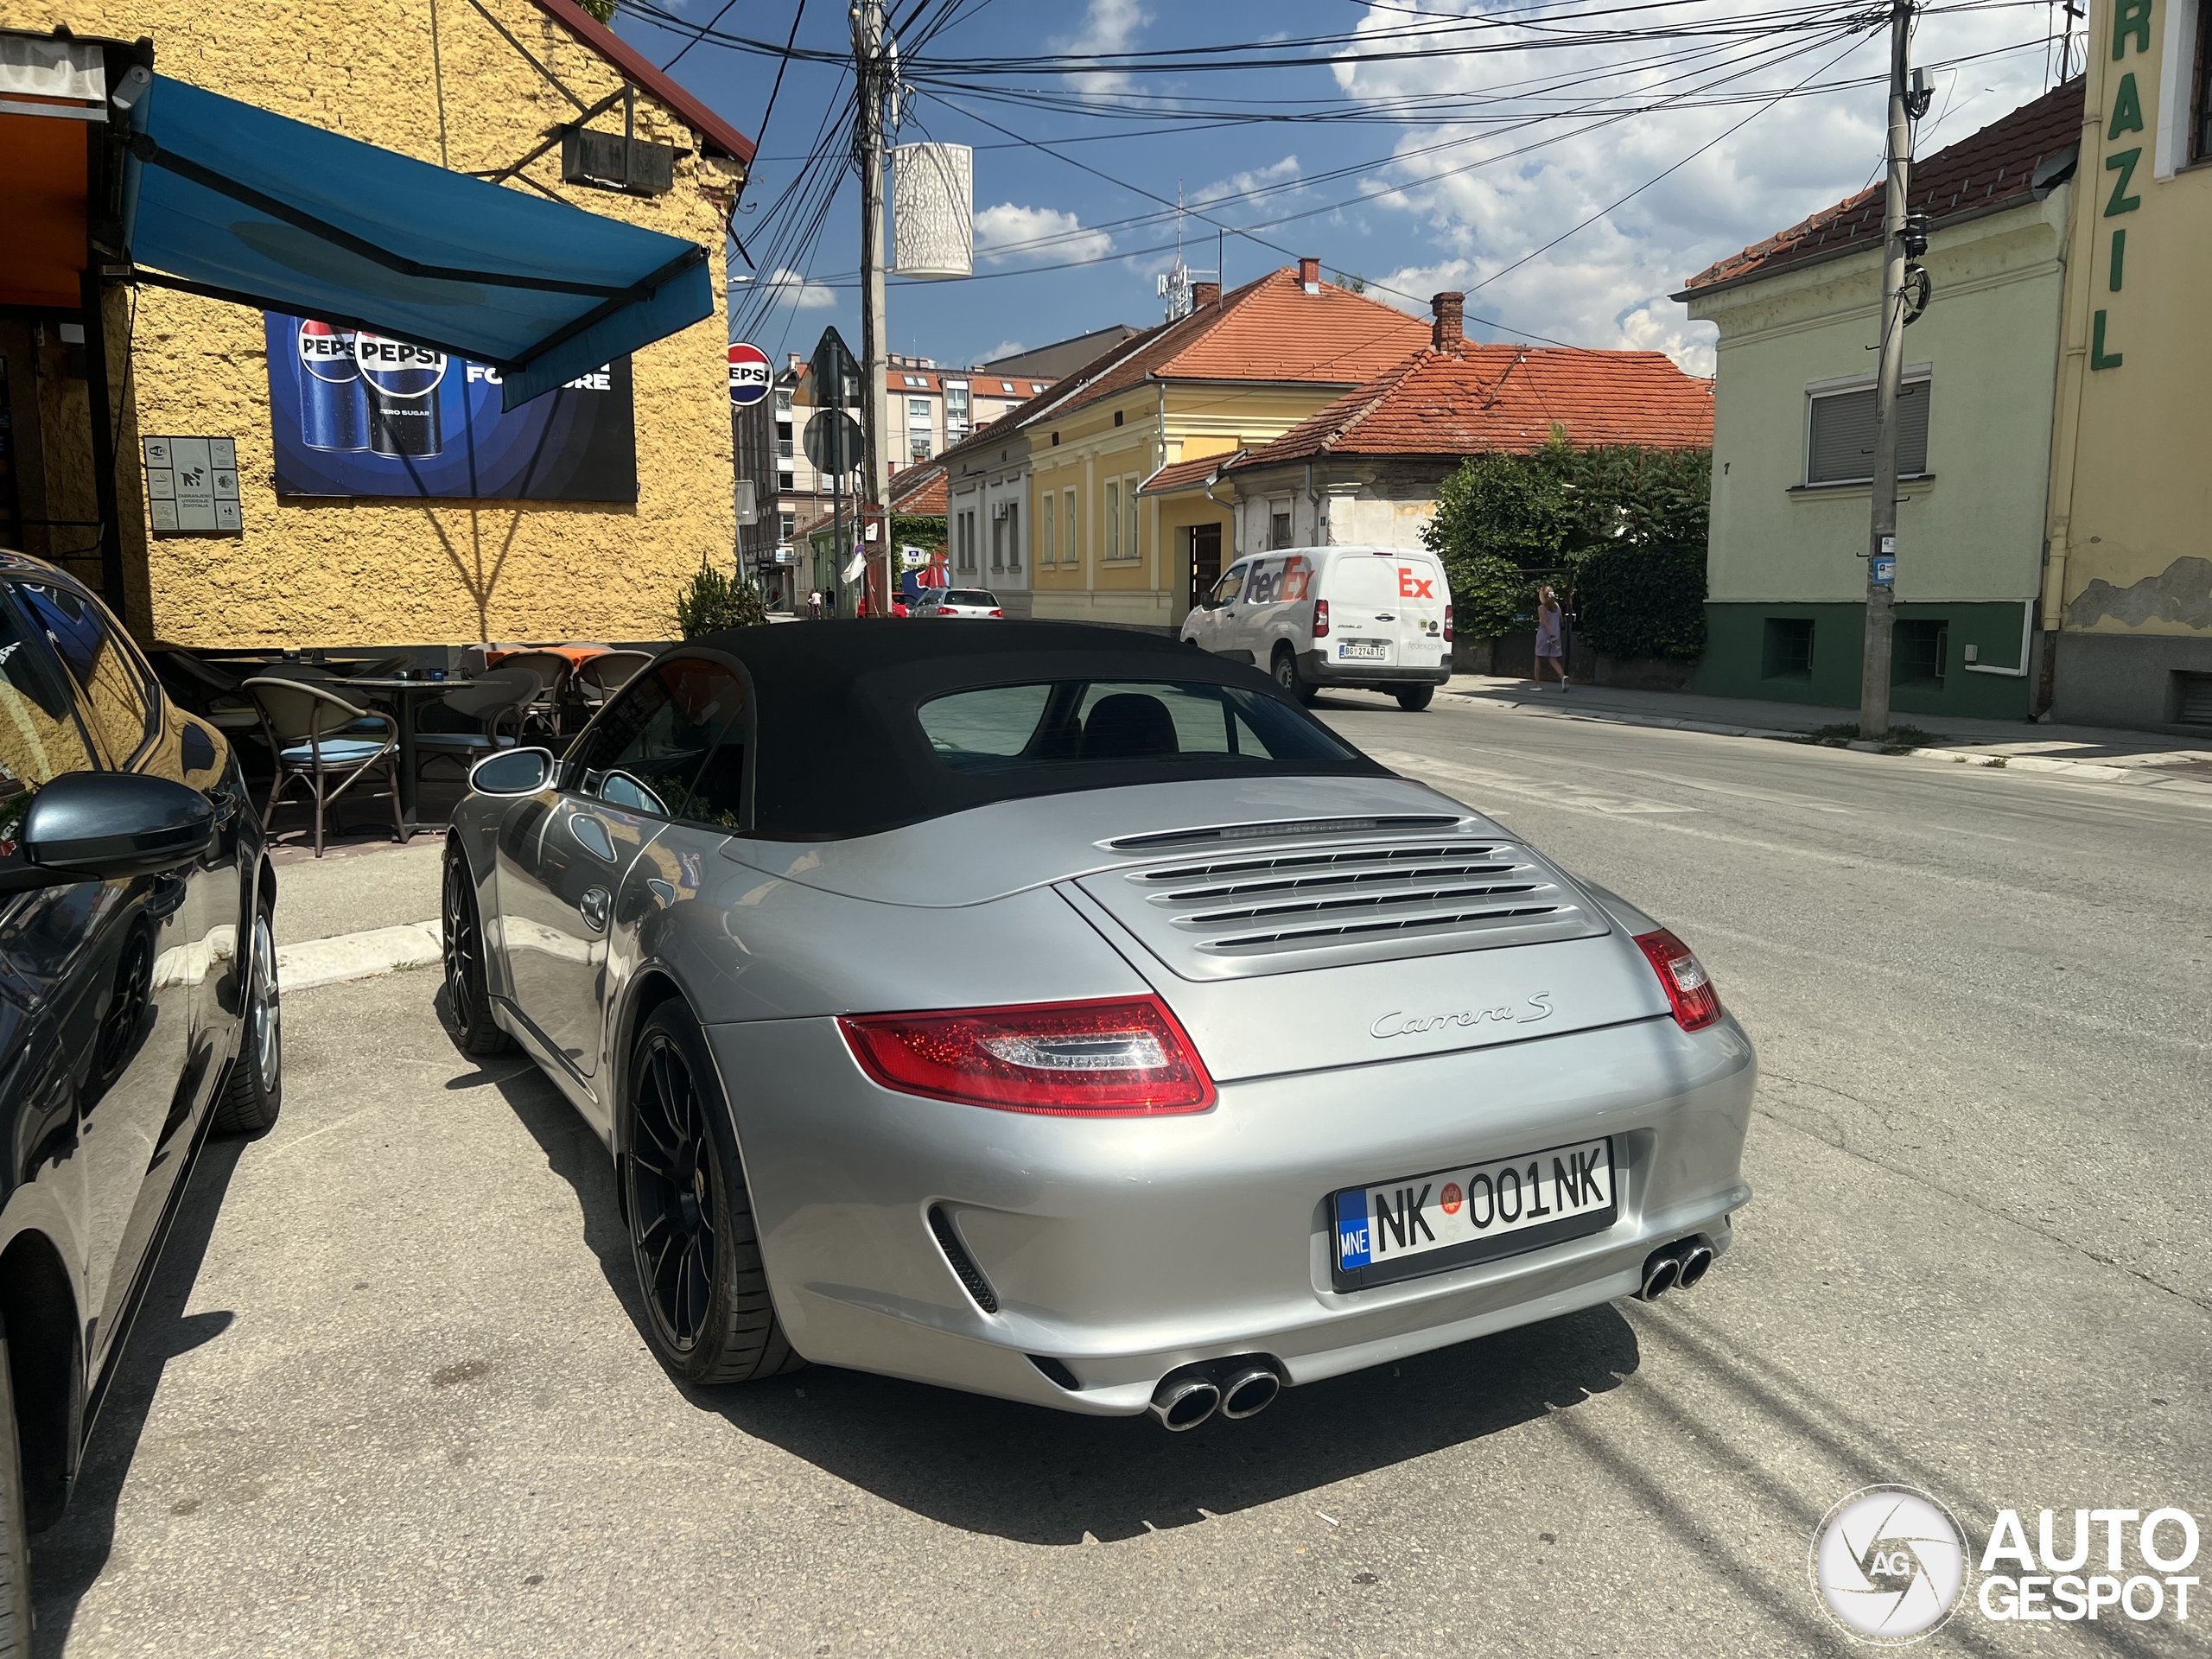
[1441,673,2212,790]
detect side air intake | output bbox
[927,1205,1000,1314]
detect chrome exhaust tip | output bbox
[1218,1365,1282,1421]
[1149,1376,1222,1432]
[1637,1251,1680,1301]
[1676,1242,1715,1289]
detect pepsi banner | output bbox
[264,314,637,500]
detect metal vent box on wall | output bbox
[561,127,676,196]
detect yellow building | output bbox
[0,0,747,651]
[2043,0,2212,728]
[946,262,1433,632]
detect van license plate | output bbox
[1338,639,1389,660]
[1331,1137,1616,1291]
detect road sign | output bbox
[728,342,770,407]
[804,408,865,474]
[809,326,861,410]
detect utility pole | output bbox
[853,0,893,615]
[1858,0,1916,737]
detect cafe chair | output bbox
[575,650,653,715]
[242,677,406,856]
[496,650,574,740]
[151,650,264,741]
[412,667,542,786]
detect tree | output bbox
[1422,449,1574,638]
[1558,443,1711,551]
[674,560,766,639]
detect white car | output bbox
[924,588,1005,618]
[1182,544,1452,710]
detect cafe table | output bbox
[335,674,472,834]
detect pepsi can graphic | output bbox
[295,320,368,451]
[357,333,448,458]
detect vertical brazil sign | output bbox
[264,314,639,500]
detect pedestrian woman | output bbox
[1535,584,1568,689]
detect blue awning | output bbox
[124,77,712,410]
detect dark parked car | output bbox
[0,554,280,1643]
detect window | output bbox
[1104,480,1121,561]
[903,375,927,388]
[1211,563,1248,607]
[945,385,969,434]
[16,582,153,764]
[2197,6,2212,162]
[779,512,795,542]
[1126,480,1140,565]
[909,436,932,461]
[1031,383,1046,394]
[1893,619,1948,688]
[0,586,99,863]
[1807,378,1931,484]
[1761,616,1815,680]
[917,678,1359,772]
[907,397,931,420]
[1269,505,1293,550]
[571,658,748,824]
[775,390,792,414]
[1064,488,1077,568]
[1041,493,1055,568]
[777,435,793,461]
[1007,502,1020,570]
[991,513,1005,570]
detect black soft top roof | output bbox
[693,619,1387,839]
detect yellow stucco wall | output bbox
[1026,381,1348,631]
[1,0,739,646]
[2045,0,2212,639]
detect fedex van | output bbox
[1181,544,1452,710]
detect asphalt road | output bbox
[32,692,2210,1656]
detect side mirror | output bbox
[14,772,213,886]
[469,747,555,797]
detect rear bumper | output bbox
[1299,648,1451,687]
[703,1013,1755,1416]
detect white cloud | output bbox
[748,267,836,310]
[974,202,1113,264]
[1335,0,2058,370]
[1189,156,1302,210]
[1056,0,1149,96]
[982,339,1027,361]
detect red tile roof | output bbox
[1680,78,2083,295]
[530,0,756,163]
[1230,346,1713,469]
[1137,452,1245,497]
[889,461,947,515]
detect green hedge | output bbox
[1573,543,1707,661]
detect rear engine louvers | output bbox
[1077,835,1605,979]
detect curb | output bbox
[276,920,442,992]
[1443,692,2212,796]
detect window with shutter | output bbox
[1806,378,1931,484]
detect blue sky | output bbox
[613,0,2076,376]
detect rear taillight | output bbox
[1313,598,1331,639]
[1634,929,1722,1031]
[838,995,1216,1116]
[1443,603,1453,644]
[989,608,1003,616]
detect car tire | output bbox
[1,1332,32,1658]
[1273,645,1318,706]
[442,841,512,1058]
[212,903,283,1136]
[1395,685,1435,712]
[624,1001,802,1386]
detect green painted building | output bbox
[1676,82,2085,721]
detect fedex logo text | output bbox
[1398,567,1435,600]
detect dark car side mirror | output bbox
[10,771,213,887]
[469,747,555,797]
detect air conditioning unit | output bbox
[991,501,1009,519]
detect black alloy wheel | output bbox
[624,1002,799,1384]
[442,841,511,1057]
[213,905,283,1135]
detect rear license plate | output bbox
[1331,1136,1616,1292]
[1338,639,1389,660]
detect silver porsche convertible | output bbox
[442,621,1753,1430]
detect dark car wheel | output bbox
[442,842,511,1057]
[1395,684,1435,712]
[1,1332,31,1657]
[625,1001,801,1385]
[213,905,283,1136]
[1273,645,1318,706]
